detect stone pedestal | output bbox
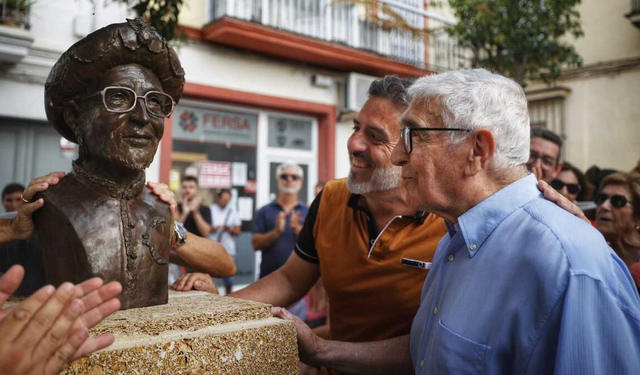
[64,291,299,374]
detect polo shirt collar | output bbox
[271,200,304,210]
[347,193,429,224]
[457,173,540,258]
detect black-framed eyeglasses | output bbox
[279,174,301,181]
[86,86,175,118]
[550,179,581,195]
[400,126,471,154]
[594,193,630,208]
[528,151,558,169]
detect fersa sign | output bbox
[173,105,258,146]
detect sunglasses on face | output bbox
[400,126,471,154]
[279,174,301,181]
[550,179,581,195]
[594,193,630,208]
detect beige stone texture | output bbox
[63,291,299,375]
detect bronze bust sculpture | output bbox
[35,19,185,309]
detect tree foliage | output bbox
[115,0,184,41]
[448,0,583,86]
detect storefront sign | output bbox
[199,161,232,189]
[173,106,258,145]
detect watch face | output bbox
[174,221,187,242]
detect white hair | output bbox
[276,162,304,179]
[408,69,530,170]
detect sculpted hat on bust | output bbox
[44,18,185,142]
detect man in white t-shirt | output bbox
[209,189,242,294]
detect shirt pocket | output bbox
[430,319,491,375]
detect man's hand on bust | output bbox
[1,172,65,243]
[147,182,178,221]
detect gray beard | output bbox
[112,151,153,171]
[81,151,151,172]
[346,166,402,194]
[279,185,301,194]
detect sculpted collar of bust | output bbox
[72,160,145,200]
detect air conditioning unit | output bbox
[345,72,379,112]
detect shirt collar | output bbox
[271,200,304,210]
[457,174,540,258]
[444,220,459,238]
[347,193,429,224]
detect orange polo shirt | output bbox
[295,179,446,343]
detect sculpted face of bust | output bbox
[69,63,165,174]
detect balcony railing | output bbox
[210,0,470,72]
[0,0,31,29]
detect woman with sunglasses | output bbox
[549,162,586,203]
[595,172,640,288]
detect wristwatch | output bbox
[172,220,187,249]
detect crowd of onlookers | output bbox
[524,127,640,289]
[2,127,638,297]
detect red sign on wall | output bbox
[199,161,232,189]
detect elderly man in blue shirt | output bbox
[389,69,640,374]
[274,69,640,374]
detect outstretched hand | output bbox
[0,265,122,375]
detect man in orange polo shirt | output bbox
[174,76,584,374]
[175,76,445,373]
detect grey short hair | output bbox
[408,69,530,170]
[276,162,304,179]
[531,127,563,161]
[368,75,415,108]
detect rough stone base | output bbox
[64,291,299,374]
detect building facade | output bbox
[3,0,632,279]
[525,0,640,172]
[0,0,450,280]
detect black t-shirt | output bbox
[178,204,212,237]
[0,234,46,296]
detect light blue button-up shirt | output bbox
[410,174,640,374]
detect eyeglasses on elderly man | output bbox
[400,126,470,154]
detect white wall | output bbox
[562,70,640,172]
[334,120,352,179]
[178,41,340,105]
[571,0,640,65]
[0,79,45,119]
